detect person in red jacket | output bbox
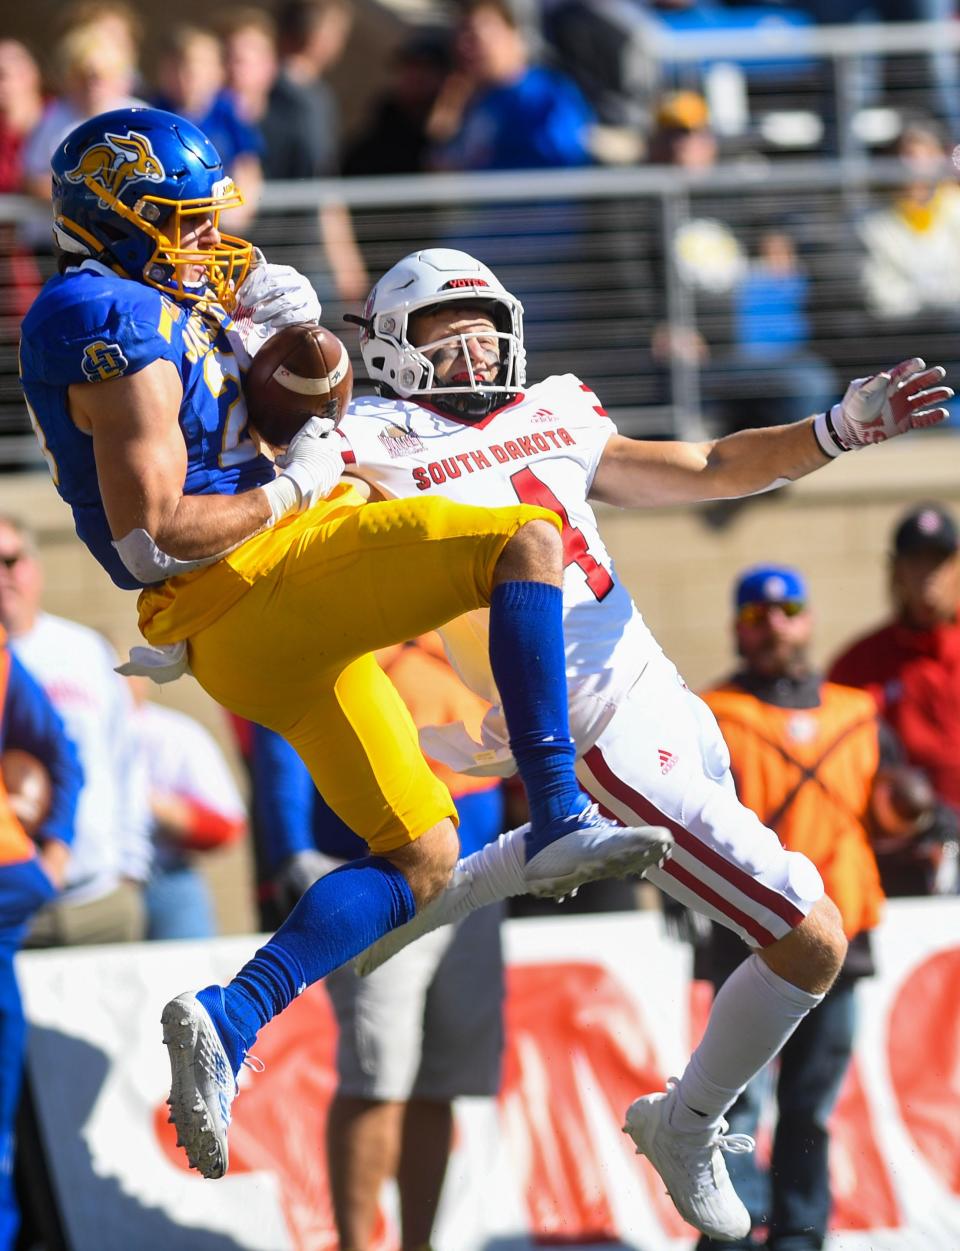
[829,503,960,894]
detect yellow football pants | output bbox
[138,486,557,854]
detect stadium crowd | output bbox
[3,0,960,453]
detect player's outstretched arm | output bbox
[70,361,344,579]
[590,358,952,509]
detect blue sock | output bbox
[489,581,587,845]
[199,856,415,1074]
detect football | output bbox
[243,323,353,449]
[1,748,52,836]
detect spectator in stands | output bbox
[830,502,960,895]
[0,40,43,202]
[150,24,262,231]
[216,4,367,304]
[647,94,833,443]
[859,121,960,323]
[52,1,142,74]
[344,29,453,176]
[0,516,151,946]
[796,0,960,141]
[251,634,506,1251]
[20,9,143,202]
[0,627,81,1251]
[645,89,743,423]
[127,677,247,941]
[542,0,660,131]
[727,228,836,431]
[276,0,352,100]
[647,88,722,172]
[0,41,44,325]
[218,5,335,181]
[696,563,886,1251]
[435,0,597,171]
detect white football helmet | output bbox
[350,249,526,418]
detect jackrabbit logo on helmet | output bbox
[65,131,165,201]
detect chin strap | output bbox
[429,386,519,419]
[375,382,518,418]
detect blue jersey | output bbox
[441,66,596,171]
[19,260,274,590]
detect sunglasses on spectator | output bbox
[737,600,806,626]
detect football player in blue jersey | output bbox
[17,106,672,1179]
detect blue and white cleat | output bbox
[523,801,674,899]
[354,804,673,975]
[161,991,237,1179]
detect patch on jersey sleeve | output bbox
[81,340,130,382]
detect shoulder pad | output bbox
[21,267,177,387]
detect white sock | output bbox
[671,953,824,1133]
[456,826,529,910]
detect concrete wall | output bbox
[4,429,959,931]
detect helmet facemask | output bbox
[61,171,253,310]
[378,296,525,419]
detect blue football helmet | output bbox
[51,106,253,309]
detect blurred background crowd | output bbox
[4,0,960,456]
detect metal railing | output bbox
[4,18,960,465]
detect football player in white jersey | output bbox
[339,248,953,1243]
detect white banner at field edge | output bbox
[16,901,960,1251]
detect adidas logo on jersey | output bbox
[658,749,678,775]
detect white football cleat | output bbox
[161,991,237,1179]
[355,806,672,976]
[523,802,673,899]
[622,1081,754,1243]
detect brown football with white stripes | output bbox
[242,323,354,449]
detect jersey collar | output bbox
[419,391,527,430]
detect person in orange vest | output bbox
[250,633,506,1251]
[0,627,81,1250]
[696,565,885,1251]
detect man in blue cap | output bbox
[696,564,887,1251]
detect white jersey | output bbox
[133,701,246,872]
[339,374,664,773]
[134,702,245,821]
[343,378,824,949]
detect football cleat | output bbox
[622,1081,754,1242]
[161,991,238,1179]
[523,802,674,899]
[355,806,672,976]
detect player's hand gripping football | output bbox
[275,416,345,510]
[235,248,322,331]
[814,358,953,457]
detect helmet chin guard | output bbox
[354,249,525,415]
